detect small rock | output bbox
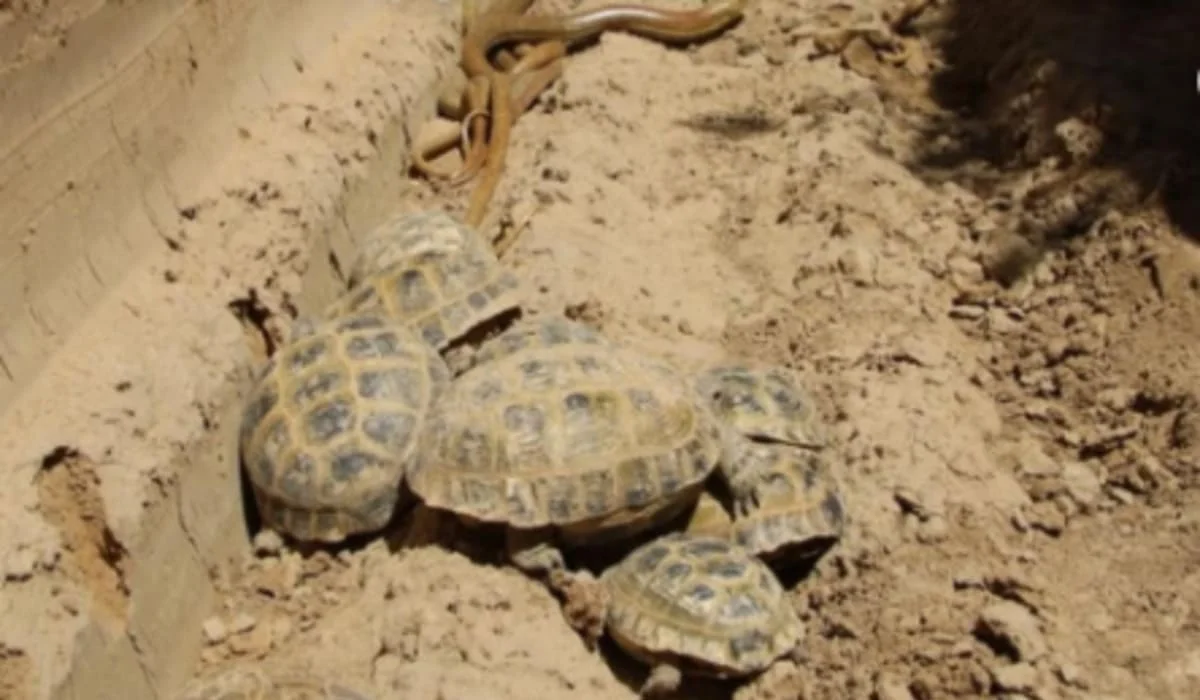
[253,530,284,556]
[916,515,949,544]
[950,304,986,320]
[254,555,301,598]
[201,617,228,645]
[1096,387,1135,411]
[873,671,915,700]
[58,593,81,616]
[1012,439,1061,478]
[975,601,1048,662]
[230,613,257,634]
[3,549,37,581]
[228,623,273,658]
[1055,661,1087,689]
[39,548,60,572]
[199,647,224,666]
[986,307,1021,335]
[991,662,1038,693]
[1106,485,1136,505]
[271,617,294,645]
[837,246,876,285]
[1025,502,1065,536]
[1060,462,1101,506]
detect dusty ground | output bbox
[2,0,1199,698]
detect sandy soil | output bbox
[2,0,1199,698]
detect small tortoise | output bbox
[239,311,450,543]
[686,445,845,564]
[599,532,804,695]
[688,364,844,565]
[176,666,370,700]
[406,337,763,595]
[694,364,827,450]
[328,210,522,351]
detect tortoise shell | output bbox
[465,314,614,370]
[728,445,845,562]
[694,365,826,449]
[176,666,370,700]
[407,342,724,531]
[601,533,803,678]
[347,209,474,286]
[328,210,522,351]
[239,312,450,543]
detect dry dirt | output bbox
[2,0,1199,699]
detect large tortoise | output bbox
[239,311,450,543]
[327,209,523,351]
[405,323,764,600]
[176,666,370,700]
[597,532,804,696]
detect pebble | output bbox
[991,662,1038,693]
[199,647,224,666]
[1012,439,1061,478]
[271,617,294,645]
[253,530,284,557]
[872,671,915,700]
[837,246,876,285]
[231,613,257,634]
[1025,502,1066,536]
[254,555,301,598]
[1060,461,1102,506]
[40,549,60,572]
[201,617,228,645]
[228,623,273,658]
[3,549,36,582]
[1055,661,1087,689]
[950,304,986,320]
[916,515,949,544]
[976,601,1048,662]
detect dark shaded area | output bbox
[917,0,1200,242]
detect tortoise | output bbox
[685,445,845,564]
[405,337,765,600]
[176,666,370,700]
[694,364,827,450]
[598,532,804,695]
[687,363,844,565]
[328,209,523,351]
[239,311,450,543]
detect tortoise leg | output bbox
[716,429,769,516]
[640,664,683,696]
[556,569,609,650]
[505,529,608,647]
[505,527,567,577]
